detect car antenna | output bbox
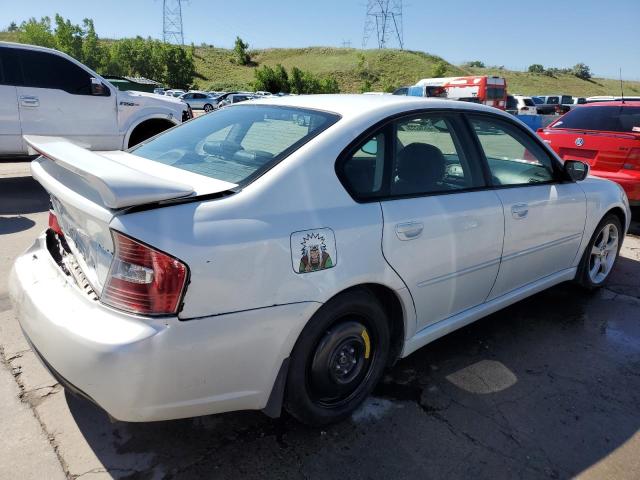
[619,68,625,104]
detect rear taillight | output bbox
[101,231,188,316]
[624,148,640,170]
[48,210,64,236]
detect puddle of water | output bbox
[445,360,517,394]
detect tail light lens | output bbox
[623,148,640,170]
[101,231,188,316]
[48,210,64,236]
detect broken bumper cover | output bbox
[10,235,318,422]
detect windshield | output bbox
[551,106,640,133]
[131,105,340,185]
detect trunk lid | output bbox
[540,128,640,172]
[26,135,237,296]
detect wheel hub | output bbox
[308,320,373,406]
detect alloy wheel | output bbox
[588,223,619,284]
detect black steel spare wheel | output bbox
[308,320,374,407]
[284,288,390,426]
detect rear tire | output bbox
[204,104,213,112]
[284,288,390,426]
[575,214,622,290]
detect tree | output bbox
[232,36,250,65]
[289,67,305,94]
[273,64,290,93]
[53,14,83,60]
[464,60,485,68]
[81,18,107,71]
[572,63,592,80]
[528,64,545,74]
[432,60,447,77]
[18,17,56,48]
[7,21,18,32]
[254,65,287,93]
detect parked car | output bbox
[573,97,587,105]
[179,91,218,112]
[0,42,191,155]
[153,88,166,95]
[531,96,555,115]
[12,95,630,427]
[254,91,273,96]
[537,94,576,114]
[218,93,255,107]
[586,96,640,103]
[165,89,186,97]
[507,95,537,115]
[537,100,640,206]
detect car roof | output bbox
[580,100,640,107]
[245,94,510,120]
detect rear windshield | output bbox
[486,87,505,100]
[132,105,340,185]
[551,106,640,133]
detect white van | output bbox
[0,42,191,155]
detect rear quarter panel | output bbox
[109,113,413,328]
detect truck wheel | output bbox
[284,288,390,426]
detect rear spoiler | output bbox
[25,135,194,209]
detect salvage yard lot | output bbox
[1,159,640,479]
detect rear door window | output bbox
[0,47,23,86]
[546,96,559,104]
[523,98,535,106]
[19,50,93,95]
[561,96,573,105]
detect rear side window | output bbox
[486,87,505,100]
[551,106,640,133]
[19,50,93,95]
[469,115,556,186]
[0,47,22,86]
[523,98,535,106]
[561,96,573,105]
[132,105,340,186]
[546,96,559,104]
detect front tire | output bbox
[284,288,390,426]
[203,104,213,112]
[575,214,622,289]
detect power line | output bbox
[362,0,404,50]
[163,0,184,44]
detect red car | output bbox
[537,101,640,206]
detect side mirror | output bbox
[360,139,377,156]
[90,77,107,96]
[564,160,589,182]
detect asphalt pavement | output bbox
[1,159,639,479]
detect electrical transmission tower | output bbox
[362,0,404,50]
[163,0,184,44]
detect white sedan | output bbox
[11,95,631,426]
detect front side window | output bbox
[469,115,556,186]
[132,105,339,185]
[19,50,93,95]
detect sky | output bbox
[2,0,639,79]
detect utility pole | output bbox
[163,0,184,45]
[341,40,352,48]
[362,0,404,50]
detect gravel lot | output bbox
[1,159,639,479]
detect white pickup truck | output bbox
[0,42,192,156]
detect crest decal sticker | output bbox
[291,228,337,273]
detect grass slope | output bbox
[2,29,638,96]
[193,47,465,92]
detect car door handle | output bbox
[19,95,39,107]
[511,203,529,219]
[395,222,424,240]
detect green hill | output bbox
[2,29,639,96]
